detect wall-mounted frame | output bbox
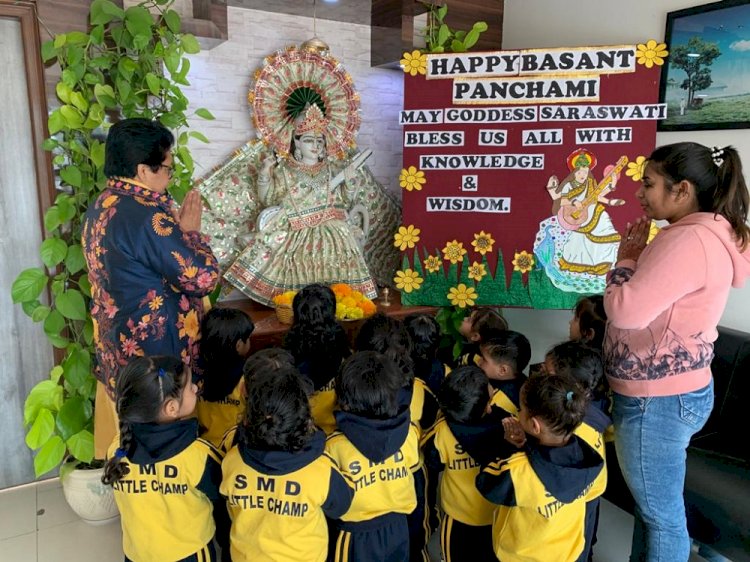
[658,0,750,131]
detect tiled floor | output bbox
[0,479,719,562]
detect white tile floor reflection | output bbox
[0,479,717,562]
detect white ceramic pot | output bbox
[61,464,120,525]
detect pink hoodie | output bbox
[603,213,750,397]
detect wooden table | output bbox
[219,290,437,349]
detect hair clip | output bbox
[114,448,127,459]
[711,146,725,168]
[158,368,166,378]
[566,391,574,403]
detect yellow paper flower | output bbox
[424,254,442,273]
[636,40,668,68]
[399,166,426,192]
[393,225,421,251]
[512,251,535,274]
[471,231,495,255]
[626,156,647,182]
[400,50,428,76]
[442,240,467,264]
[647,221,661,244]
[448,283,478,308]
[394,269,424,293]
[467,261,487,282]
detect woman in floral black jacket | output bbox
[83,118,219,457]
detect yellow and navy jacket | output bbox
[489,376,525,417]
[107,418,227,562]
[417,358,449,396]
[195,379,244,448]
[309,376,338,435]
[402,378,439,438]
[422,417,499,526]
[476,434,605,562]
[221,429,354,562]
[457,343,481,368]
[325,407,420,526]
[574,404,611,562]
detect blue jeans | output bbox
[612,381,714,562]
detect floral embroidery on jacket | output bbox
[83,178,219,397]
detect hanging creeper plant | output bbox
[12,0,213,477]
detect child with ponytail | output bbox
[103,355,227,562]
[476,374,605,562]
[605,142,750,560]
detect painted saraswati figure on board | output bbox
[198,47,400,306]
[534,148,628,294]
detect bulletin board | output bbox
[396,43,667,308]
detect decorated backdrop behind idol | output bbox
[396,42,667,309]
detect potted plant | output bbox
[11,0,213,523]
[420,2,488,54]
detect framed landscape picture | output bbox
[658,0,750,131]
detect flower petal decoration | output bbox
[471,230,495,255]
[399,166,427,192]
[424,254,442,273]
[636,39,668,69]
[467,261,487,282]
[442,240,467,264]
[400,50,428,76]
[512,251,535,274]
[394,268,424,293]
[393,225,421,251]
[448,283,478,308]
[625,156,647,182]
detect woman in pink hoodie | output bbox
[603,142,750,562]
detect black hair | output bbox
[480,331,532,374]
[284,284,350,391]
[354,313,414,387]
[469,307,509,341]
[103,118,174,178]
[199,308,255,402]
[404,313,440,382]
[438,366,489,424]
[545,341,605,400]
[573,295,606,350]
[522,373,587,437]
[242,348,296,387]
[237,365,313,452]
[336,351,403,419]
[648,142,749,249]
[102,356,187,485]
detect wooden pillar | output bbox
[371,0,504,68]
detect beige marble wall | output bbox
[181,6,405,195]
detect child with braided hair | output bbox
[477,374,605,562]
[102,355,228,562]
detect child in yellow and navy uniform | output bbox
[542,341,610,562]
[477,374,605,562]
[355,314,439,561]
[422,366,503,562]
[103,356,228,562]
[217,348,296,454]
[325,351,421,562]
[284,284,351,435]
[195,308,254,447]
[456,306,509,367]
[405,313,448,396]
[477,330,531,417]
[221,365,354,562]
